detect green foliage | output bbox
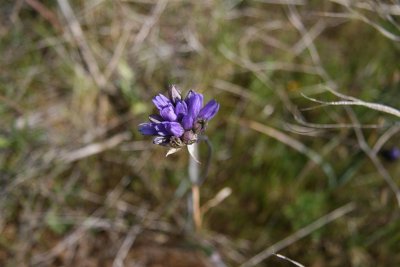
[45,211,70,235]
[284,192,327,236]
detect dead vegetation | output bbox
[1,0,400,266]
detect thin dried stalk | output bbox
[302,90,400,119]
[241,119,336,186]
[240,203,355,267]
[347,108,400,207]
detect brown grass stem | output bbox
[192,185,202,233]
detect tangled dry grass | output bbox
[1,0,400,266]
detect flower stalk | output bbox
[188,142,202,232]
[191,184,202,232]
[187,137,213,233]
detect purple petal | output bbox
[163,122,184,137]
[174,100,188,120]
[381,147,400,161]
[152,94,171,110]
[198,100,219,120]
[182,114,194,130]
[185,90,203,119]
[138,123,157,136]
[160,104,177,121]
[153,123,169,136]
[183,90,203,130]
[152,122,184,137]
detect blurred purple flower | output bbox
[380,147,400,162]
[138,85,219,148]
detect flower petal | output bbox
[182,114,194,130]
[175,100,188,120]
[198,99,219,120]
[138,123,157,136]
[160,104,177,121]
[153,136,168,146]
[152,94,171,110]
[185,90,203,119]
[166,147,182,157]
[153,123,169,136]
[164,122,184,137]
[381,147,400,161]
[168,85,182,104]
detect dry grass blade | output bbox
[60,132,131,163]
[201,187,232,215]
[274,253,305,267]
[103,23,135,81]
[31,210,105,265]
[240,202,355,267]
[25,0,62,31]
[329,0,400,42]
[346,108,400,207]
[131,0,168,52]
[213,79,258,103]
[302,91,400,119]
[286,3,336,89]
[354,2,400,16]
[112,225,142,267]
[57,0,110,92]
[372,125,400,154]
[240,119,336,185]
[291,20,326,56]
[255,0,306,4]
[294,114,385,129]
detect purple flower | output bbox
[138,85,219,148]
[381,147,400,162]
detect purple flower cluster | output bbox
[139,85,219,148]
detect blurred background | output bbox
[1,0,400,266]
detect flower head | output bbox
[138,85,219,148]
[380,147,400,162]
